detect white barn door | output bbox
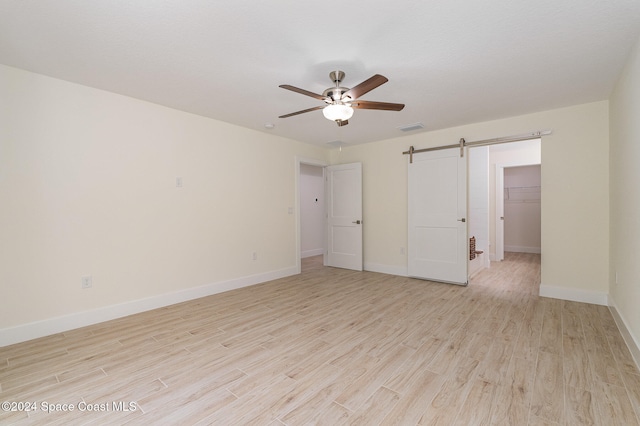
[326,163,363,271]
[408,148,468,285]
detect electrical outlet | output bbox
[400,247,406,255]
[176,177,183,188]
[252,252,258,261]
[81,275,92,289]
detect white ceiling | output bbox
[1,1,639,148]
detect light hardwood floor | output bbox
[1,253,639,425]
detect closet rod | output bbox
[403,130,551,162]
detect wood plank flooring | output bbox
[1,253,639,425]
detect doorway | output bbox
[492,139,541,261]
[296,157,328,274]
[299,163,325,261]
[503,165,541,255]
[467,138,541,279]
[296,158,364,273]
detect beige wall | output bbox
[0,65,329,334]
[609,35,640,348]
[0,61,616,344]
[332,101,610,300]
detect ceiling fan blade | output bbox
[279,105,324,118]
[342,74,388,100]
[279,85,327,100]
[351,100,405,111]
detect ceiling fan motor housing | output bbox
[322,87,351,103]
[324,70,351,103]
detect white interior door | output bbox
[326,162,363,271]
[408,148,468,284]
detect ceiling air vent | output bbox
[326,140,348,148]
[397,122,424,132]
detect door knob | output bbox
[352,220,361,224]
[457,218,466,222]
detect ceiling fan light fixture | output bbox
[323,104,354,121]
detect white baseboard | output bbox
[539,284,608,306]
[0,266,298,347]
[504,245,541,254]
[301,248,324,258]
[608,298,640,371]
[364,262,408,277]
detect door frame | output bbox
[295,156,329,274]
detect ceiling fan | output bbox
[278,71,405,127]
